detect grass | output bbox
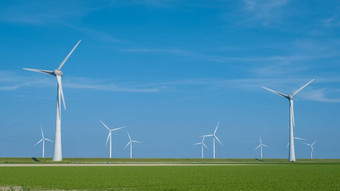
[0,164,340,190]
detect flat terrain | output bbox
[1,157,339,164]
[0,158,340,190]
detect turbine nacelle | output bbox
[53,69,64,77]
[288,95,294,100]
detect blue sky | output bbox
[0,0,339,159]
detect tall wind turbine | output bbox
[124,131,142,158]
[99,120,126,158]
[203,122,222,159]
[304,140,317,159]
[24,40,81,161]
[263,79,314,162]
[34,128,53,158]
[193,136,208,159]
[255,137,269,159]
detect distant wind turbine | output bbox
[263,79,314,162]
[255,137,269,159]
[34,128,53,158]
[304,140,317,159]
[193,136,208,159]
[124,131,142,158]
[203,122,222,159]
[99,120,126,158]
[24,40,81,161]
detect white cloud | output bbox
[0,71,160,93]
[301,88,340,103]
[243,0,288,25]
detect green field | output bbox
[1,158,340,190]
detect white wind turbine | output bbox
[99,120,126,158]
[203,122,222,159]
[286,137,306,148]
[124,131,142,158]
[193,136,208,159]
[255,137,269,159]
[304,140,317,159]
[24,40,81,161]
[34,128,53,158]
[263,79,314,162]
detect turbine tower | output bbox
[304,140,317,159]
[24,40,81,161]
[263,79,314,162]
[255,137,269,159]
[203,122,222,159]
[124,131,142,158]
[34,128,53,158]
[99,120,126,158]
[193,136,208,159]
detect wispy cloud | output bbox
[243,0,288,25]
[322,14,340,27]
[301,88,340,103]
[0,1,120,43]
[0,71,160,93]
[122,44,338,64]
[1,71,339,103]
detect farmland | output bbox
[0,158,340,190]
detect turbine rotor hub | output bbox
[53,69,64,77]
[289,95,293,100]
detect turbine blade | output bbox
[34,139,43,147]
[260,137,262,144]
[127,131,131,141]
[312,140,317,146]
[105,132,111,146]
[202,142,208,150]
[58,40,81,70]
[45,138,54,142]
[214,121,220,135]
[56,75,66,110]
[255,144,261,150]
[286,142,289,148]
[215,135,223,145]
[294,137,306,141]
[262,144,269,148]
[124,141,131,150]
[262,86,289,98]
[99,120,111,131]
[40,128,44,138]
[202,134,213,137]
[291,101,295,126]
[23,68,54,76]
[311,146,315,153]
[111,126,126,131]
[292,79,315,96]
[132,140,142,143]
[304,143,311,146]
[193,143,201,145]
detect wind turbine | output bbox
[24,40,81,161]
[203,122,222,159]
[99,120,126,158]
[255,137,269,159]
[193,136,208,159]
[34,128,53,158]
[124,131,142,158]
[304,140,317,159]
[286,137,306,148]
[263,79,314,162]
